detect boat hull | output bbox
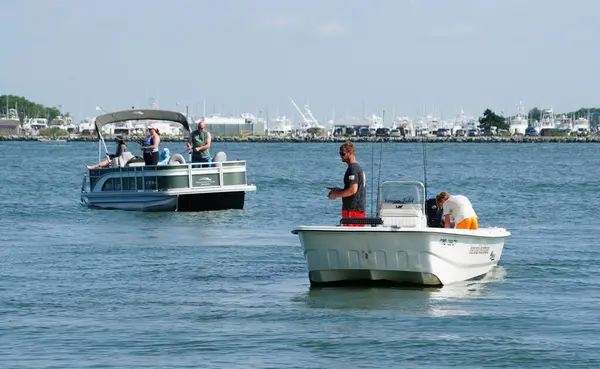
[80,160,256,212]
[81,187,251,212]
[292,226,509,286]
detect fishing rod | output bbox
[421,135,428,200]
[370,143,375,217]
[371,110,386,218]
[378,111,385,193]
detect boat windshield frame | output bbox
[377,180,426,214]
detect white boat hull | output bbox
[293,226,509,286]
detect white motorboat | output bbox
[291,180,510,286]
[80,109,256,212]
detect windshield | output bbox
[378,181,425,206]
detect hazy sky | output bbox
[1,0,598,121]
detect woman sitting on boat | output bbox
[158,148,171,165]
[86,135,128,169]
[141,126,160,165]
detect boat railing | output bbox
[86,160,250,192]
[81,173,88,193]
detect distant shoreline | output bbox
[0,135,598,143]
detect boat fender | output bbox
[213,151,227,162]
[168,153,186,165]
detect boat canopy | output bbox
[94,109,191,136]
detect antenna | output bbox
[288,96,311,124]
[303,103,320,127]
[422,137,428,200]
[371,144,375,217]
[376,110,384,215]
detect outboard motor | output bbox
[426,198,444,228]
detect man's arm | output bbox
[195,132,212,152]
[444,214,452,228]
[203,132,212,150]
[329,183,357,199]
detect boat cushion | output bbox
[379,203,426,228]
[111,152,134,168]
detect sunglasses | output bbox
[339,151,346,156]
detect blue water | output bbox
[1,140,599,368]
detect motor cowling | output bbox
[426,198,444,228]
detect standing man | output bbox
[187,119,212,164]
[435,191,479,230]
[328,141,366,226]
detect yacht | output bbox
[509,101,529,135]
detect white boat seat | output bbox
[111,152,134,168]
[213,151,227,162]
[378,203,427,228]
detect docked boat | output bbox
[80,109,256,212]
[291,180,510,286]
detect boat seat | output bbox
[111,152,134,168]
[378,203,427,228]
[213,151,227,162]
[124,156,145,167]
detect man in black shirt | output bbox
[328,141,366,226]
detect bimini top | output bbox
[94,109,190,135]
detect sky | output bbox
[1,0,598,122]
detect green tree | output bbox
[561,107,600,117]
[479,109,509,131]
[0,95,63,124]
[307,127,325,137]
[528,107,542,121]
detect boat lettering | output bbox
[144,179,157,188]
[469,245,490,255]
[489,251,496,261]
[194,176,217,186]
[385,196,416,204]
[439,238,457,246]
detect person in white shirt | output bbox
[435,192,478,230]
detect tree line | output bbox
[477,107,599,132]
[0,95,66,124]
[526,107,600,122]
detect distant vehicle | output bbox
[525,126,540,137]
[455,129,467,137]
[358,127,370,137]
[577,128,590,137]
[415,127,429,137]
[436,128,451,137]
[375,128,390,137]
[389,128,401,137]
